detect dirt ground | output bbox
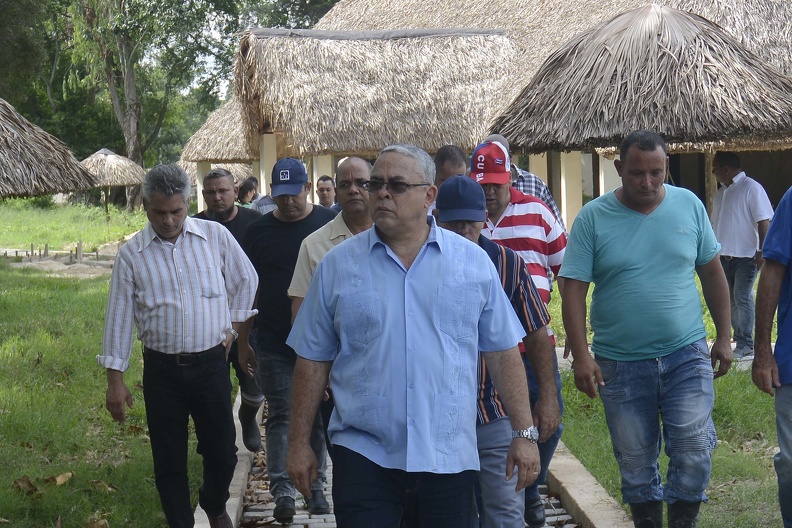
[8,240,122,279]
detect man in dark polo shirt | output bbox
[242,158,336,523]
[194,168,264,453]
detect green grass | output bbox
[0,260,201,527]
[0,199,147,252]
[549,282,782,527]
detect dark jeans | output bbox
[143,345,238,528]
[256,349,326,498]
[721,256,758,349]
[332,445,476,528]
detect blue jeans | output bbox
[228,339,264,407]
[721,256,757,349]
[523,353,564,502]
[332,445,475,528]
[143,346,238,527]
[775,385,792,527]
[256,349,326,499]
[596,338,716,504]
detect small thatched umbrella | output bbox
[0,97,95,197]
[82,149,145,186]
[81,148,145,215]
[181,98,258,163]
[234,28,515,157]
[492,4,792,154]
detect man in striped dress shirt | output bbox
[471,140,567,526]
[98,164,259,528]
[434,175,560,528]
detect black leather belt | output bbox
[143,344,224,366]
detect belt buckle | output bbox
[174,353,195,367]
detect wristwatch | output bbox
[512,426,539,443]
[228,328,239,341]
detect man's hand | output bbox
[287,442,319,499]
[532,397,561,443]
[572,353,603,399]
[752,342,780,396]
[505,438,541,491]
[710,336,732,379]
[106,370,133,423]
[237,340,257,379]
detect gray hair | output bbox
[141,164,191,205]
[378,144,435,184]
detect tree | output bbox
[242,0,340,29]
[69,0,240,165]
[0,0,50,102]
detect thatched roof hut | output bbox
[316,0,792,87]
[82,148,145,187]
[0,97,96,197]
[177,159,253,185]
[181,97,258,163]
[234,28,515,156]
[492,4,792,154]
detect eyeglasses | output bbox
[336,179,369,191]
[363,179,431,194]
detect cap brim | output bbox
[471,172,510,185]
[437,209,487,223]
[271,183,305,197]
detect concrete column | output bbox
[260,134,277,194]
[196,161,211,212]
[560,151,583,227]
[528,153,549,183]
[252,160,261,188]
[598,154,621,195]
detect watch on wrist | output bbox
[228,328,239,341]
[512,426,539,443]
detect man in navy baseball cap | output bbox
[434,175,560,528]
[271,158,309,198]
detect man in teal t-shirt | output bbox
[560,130,732,528]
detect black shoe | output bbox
[668,501,701,528]
[273,496,295,524]
[524,494,546,527]
[238,402,261,452]
[630,501,663,528]
[306,489,331,514]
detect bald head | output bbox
[337,156,373,177]
[483,134,510,152]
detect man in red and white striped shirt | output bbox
[470,140,567,306]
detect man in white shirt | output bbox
[711,151,774,360]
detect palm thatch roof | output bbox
[81,148,145,187]
[316,0,792,86]
[0,97,96,197]
[492,4,792,154]
[177,159,253,185]
[181,97,258,162]
[234,28,515,156]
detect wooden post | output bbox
[703,152,716,214]
[77,241,83,262]
[44,244,49,258]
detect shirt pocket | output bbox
[342,395,389,447]
[194,266,224,299]
[436,287,479,340]
[431,394,468,454]
[337,291,383,351]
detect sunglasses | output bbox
[364,179,431,195]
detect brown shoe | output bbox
[208,511,233,528]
